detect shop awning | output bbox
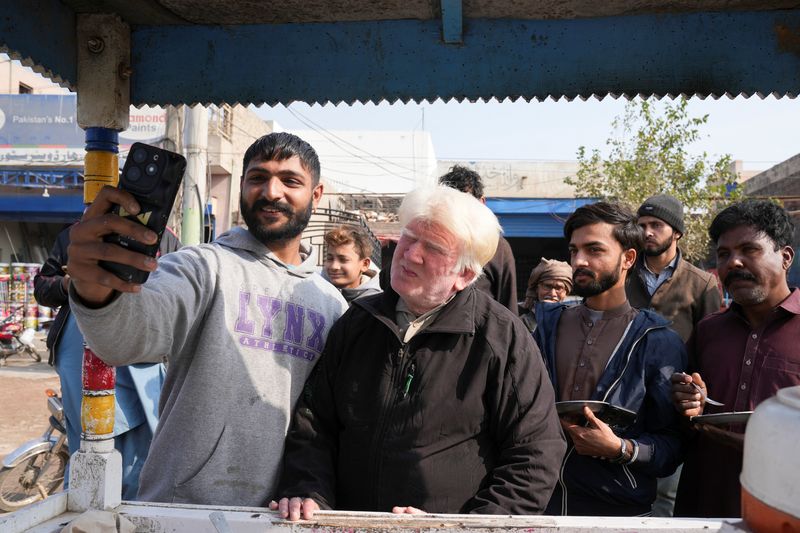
[486,198,596,238]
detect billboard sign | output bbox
[0,95,166,165]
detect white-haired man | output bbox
[272,186,566,520]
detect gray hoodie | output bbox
[323,268,383,304]
[70,227,348,506]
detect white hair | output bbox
[398,186,501,279]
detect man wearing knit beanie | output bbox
[638,194,686,238]
[627,193,722,517]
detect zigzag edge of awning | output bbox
[3,46,797,107]
[152,92,798,109]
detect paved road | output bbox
[0,333,59,457]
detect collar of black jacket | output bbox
[353,283,477,337]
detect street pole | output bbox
[181,105,208,245]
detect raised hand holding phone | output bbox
[67,143,185,307]
[99,143,186,284]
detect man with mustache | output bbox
[533,201,686,516]
[625,194,722,516]
[273,186,565,520]
[671,199,799,518]
[66,132,348,506]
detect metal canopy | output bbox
[2,1,800,106]
[486,198,596,238]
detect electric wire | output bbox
[287,105,421,173]
[285,107,417,183]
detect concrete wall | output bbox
[437,160,580,199]
[743,153,800,201]
[0,55,70,95]
[207,105,272,231]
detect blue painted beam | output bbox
[441,0,463,44]
[131,10,800,106]
[0,0,77,89]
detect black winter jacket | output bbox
[278,285,566,514]
[33,227,71,365]
[474,236,518,316]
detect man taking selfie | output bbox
[67,133,348,506]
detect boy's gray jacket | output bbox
[322,268,383,304]
[71,226,348,506]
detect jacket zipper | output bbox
[597,325,663,499]
[621,463,638,489]
[368,343,406,509]
[601,325,663,402]
[559,445,574,514]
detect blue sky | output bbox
[256,95,799,171]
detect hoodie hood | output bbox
[215,226,319,278]
[340,270,383,303]
[322,268,383,303]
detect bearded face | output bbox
[239,156,320,247]
[240,195,313,245]
[571,254,623,298]
[639,216,679,258]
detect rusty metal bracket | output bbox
[77,14,131,130]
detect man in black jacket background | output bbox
[272,186,565,520]
[439,165,519,314]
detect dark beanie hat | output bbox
[638,194,685,235]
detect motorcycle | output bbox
[0,311,40,366]
[0,388,68,512]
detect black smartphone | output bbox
[99,142,186,284]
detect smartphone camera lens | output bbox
[145,163,158,176]
[126,166,141,182]
[132,148,147,164]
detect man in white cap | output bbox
[520,258,573,333]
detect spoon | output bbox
[689,381,725,407]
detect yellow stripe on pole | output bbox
[84,150,119,203]
[81,395,116,436]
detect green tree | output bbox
[565,97,742,262]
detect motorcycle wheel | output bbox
[0,449,68,512]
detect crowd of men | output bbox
[54,132,798,518]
